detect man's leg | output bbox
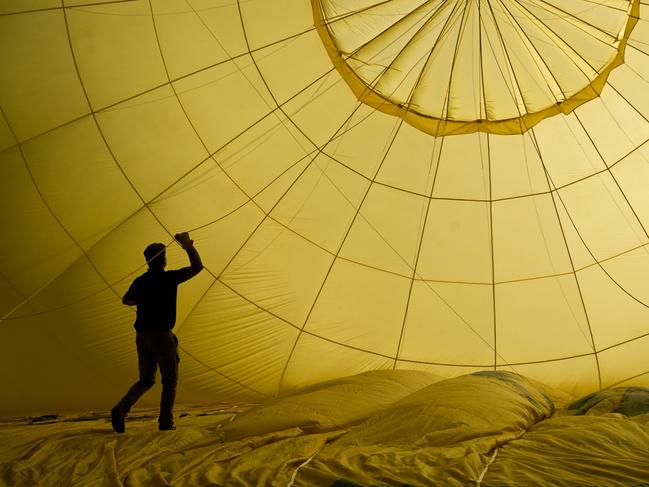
[157,331,179,430]
[112,333,157,432]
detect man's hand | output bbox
[175,232,194,249]
[176,232,203,278]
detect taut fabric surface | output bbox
[2,0,649,417]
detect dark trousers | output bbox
[116,330,179,427]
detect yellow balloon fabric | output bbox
[1,0,649,417]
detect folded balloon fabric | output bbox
[2,370,648,487]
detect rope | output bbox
[287,444,325,487]
[476,447,499,485]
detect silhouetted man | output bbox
[111,232,203,433]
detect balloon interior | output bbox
[1,1,648,485]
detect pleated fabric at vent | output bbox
[314,0,640,135]
[1,0,649,416]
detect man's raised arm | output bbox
[175,232,203,279]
